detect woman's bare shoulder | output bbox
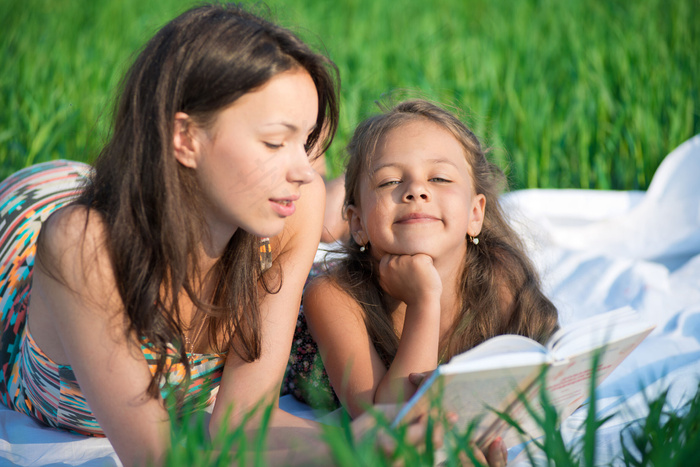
[37,204,113,287]
[41,204,104,248]
[30,205,124,362]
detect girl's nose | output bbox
[402,180,430,202]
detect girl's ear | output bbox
[346,204,368,246]
[469,194,486,237]
[173,112,199,169]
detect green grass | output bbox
[620,383,700,466]
[2,0,698,188]
[2,2,698,462]
[164,369,700,466]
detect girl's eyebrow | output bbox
[428,158,459,168]
[370,158,459,175]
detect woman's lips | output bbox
[270,197,297,217]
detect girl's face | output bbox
[349,119,485,261]
[176,69,318,247]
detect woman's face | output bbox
[187,69,319,246]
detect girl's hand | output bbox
[407,371,432,388]
[465,437,508,467]
[351,405,507,467]
[351,404,447,457]
[407,373,509,467]
[378,253,442,308]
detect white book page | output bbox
[392,337,548,428]
[547,306,654,358]
[436,364,543,434]
[446,334,549,372]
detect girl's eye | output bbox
[264,142,283,149]
[378,180,400,188]
[430,177,451,183]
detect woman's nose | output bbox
[287,145,316,185]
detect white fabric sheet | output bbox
[1,135,698,466]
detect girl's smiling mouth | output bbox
[394,212,440,224]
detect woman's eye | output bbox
[264,142,283,149]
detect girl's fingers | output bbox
[407,372,427,386]
[486,437,508,467]
[407,369,435,387]
[459,448,488,467]
[376,430,398,457]
[364,408,448,458]
[458,438,506,467]
[409,414,444,448]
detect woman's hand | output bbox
[378,253,442,309]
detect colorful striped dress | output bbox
[0,160,226,437]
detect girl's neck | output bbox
[433,240,468,324]
[387,242,468,338]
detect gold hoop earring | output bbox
[469,235,479,245]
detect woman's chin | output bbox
[238,224,285,241]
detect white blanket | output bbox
[1,135,699,466]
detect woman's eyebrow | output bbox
[262,122,317,134]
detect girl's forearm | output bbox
[374,299,441,403]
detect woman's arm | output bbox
[28,206,171,467]
[210,173,335,460]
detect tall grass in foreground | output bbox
[164,373,700,466]
[2,0,698,188]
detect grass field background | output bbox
[2,1,699,464]
[2,0,697,188]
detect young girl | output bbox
[286,99,559,417]
[0,5,462,466]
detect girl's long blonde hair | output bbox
[330,99,558,365]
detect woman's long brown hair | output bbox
[37,3,339,400]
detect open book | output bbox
[392,306,655,448]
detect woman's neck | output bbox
[198,227,233,271]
